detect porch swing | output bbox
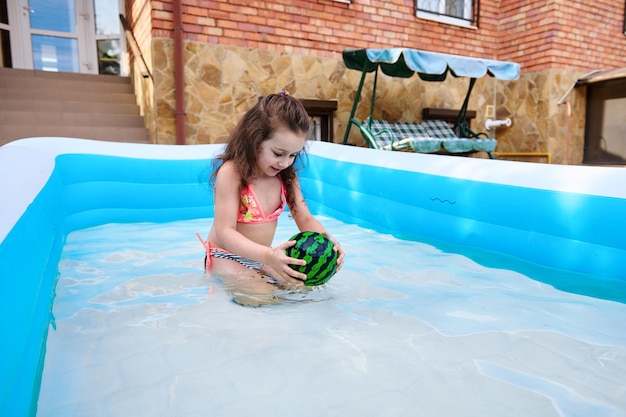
[341,48,520,157]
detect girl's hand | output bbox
[326,234,345,272]
[264,240,308,284]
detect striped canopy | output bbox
[342,48,520,81]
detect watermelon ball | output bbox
[286,231,338,286]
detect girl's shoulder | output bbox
[216,160,240,179]
[215,160,243,187]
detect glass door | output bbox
[27,0,83,72]
[93,0,122,75]
[2,0,124,75]
[0,0,11,67]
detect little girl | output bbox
[198,92,344,304]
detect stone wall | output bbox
[499,69,587,164]
[153,39,348,145]
[152,40,586,164]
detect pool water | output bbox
[37,217,626,417]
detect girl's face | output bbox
[256,125,306,177]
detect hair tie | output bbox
[280,90,289,96]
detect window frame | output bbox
[416,0,479,29]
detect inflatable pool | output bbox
[1,137,625,416]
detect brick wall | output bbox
[125,0,158,141]
[499,0,626,72]
[126,0,154,60]
[151,0,500,60]
[149,0,626,73]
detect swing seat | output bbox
[421,120,497,153]
[359,117,496,156]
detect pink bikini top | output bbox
[237,181,286,224]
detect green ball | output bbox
[286,231,338,286]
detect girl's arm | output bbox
[212,162,307,282]
[289,178,345,271]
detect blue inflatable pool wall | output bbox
[1,138,625,416]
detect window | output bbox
[94,0,122,75]
[0,0,11,67]
[416,0,478,28]
[583,78,626,165]
[300,99,338,142]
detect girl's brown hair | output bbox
[211,93,311,211]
